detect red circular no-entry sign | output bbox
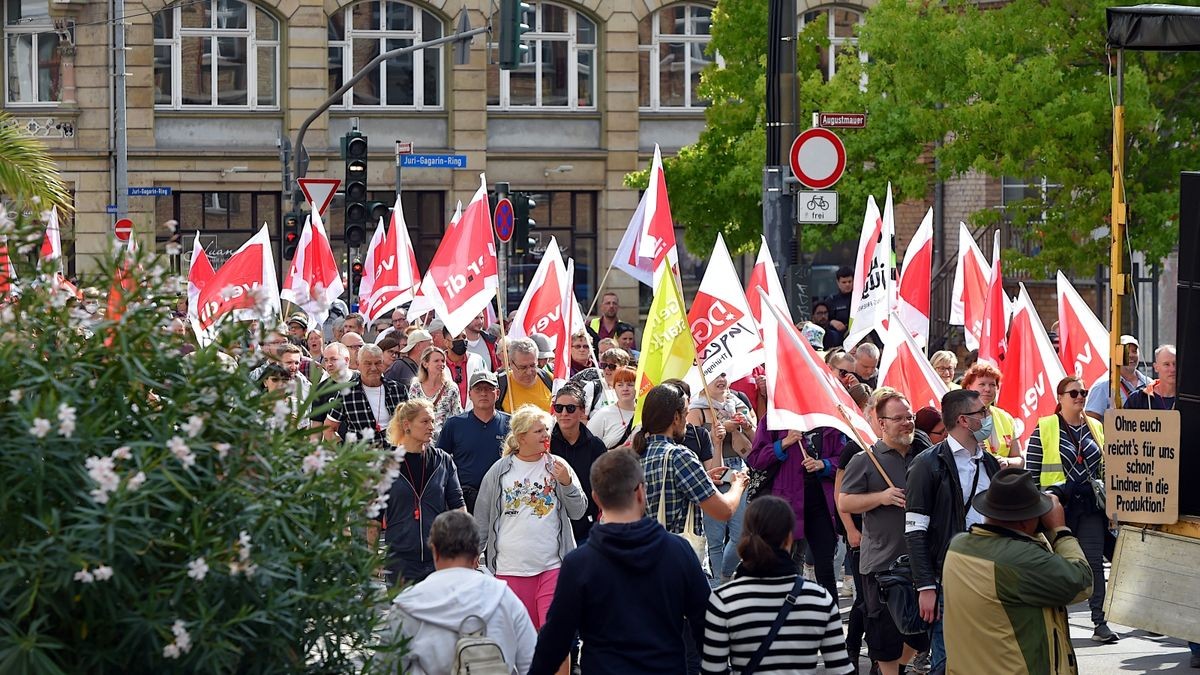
[789,128,847,190]
[114,218,133,242]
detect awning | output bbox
[1107,4,1200,51]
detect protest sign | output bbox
[1104,409,1180,524]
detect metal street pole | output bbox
[764,0,801,317]
[113,0,128,220]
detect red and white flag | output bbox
[897,208,933,350]
[978,230,1008,366]
[950,223,991,351]
[358,217,387,307]
[186,232,215,322]
[636,144,680,282]
[362,196,422,323]
[509,235,569,343]
[553,258,578,390]
[745,235,792,332]
[416,175,499,337]
[194,226,280,331]
[612,191,656,287]
[281,207,344,327]
[0,236,16,296]
[405,202,459,323]
[39,208,62,263]
[761,289,876,444]
[879,312,948,411]
[997,284,1066,448]
[689,232,764,383]
[1056,271,1109,384]
[845,187,897,348]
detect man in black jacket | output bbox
[529,450,711,675]
[904,388,1002,674]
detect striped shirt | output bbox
[701,574,854,674]
[1026,415,1103,485]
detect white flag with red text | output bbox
[897,208,933,350]
[978,230,1008,366]
[1056,271,1109,385]
[194,226,280,331]
[761,290,876,444]
[637,144,680,283]
[363,196,421,322]
[997,284,1066,448]
[845,187,897,348]
[745,235,792,332]
[689,232,764,383]
[879,312,948,411]
[281,207,344,327]
[951,222,991,351]
[416,175,499,337]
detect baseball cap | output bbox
[427,318,446,335]
[530,333,554,359]
[1119,335,1139,348]
[469,370,499,388]
[401,328,433,353]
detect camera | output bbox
[1044,482,1069,503]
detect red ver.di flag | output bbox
[896,208,933,349]
[951,222,991,351]
[363,195,422,322]
[997,284,1066,448]
[186,232,215,322]
[417,174,499,337]
[195,225,280,331]
[1056,271,1109,385]
[280,206,344,327]
[508,235,568,346]
[688,232,763,382]
[636,144,680,282]
[745,235,792,333]
[879,312,948,411]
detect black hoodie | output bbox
[528,517,711,675]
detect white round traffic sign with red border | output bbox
[789,128,847,190]
[114,218,133,242]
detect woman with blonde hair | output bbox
[929,350,960,390]
[375,399,465,585]
[474,404,587,638]
[407,345,462,443]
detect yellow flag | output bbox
[633,270,696,424]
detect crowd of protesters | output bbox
[224,273,1188,674]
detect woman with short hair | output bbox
[586,366,639,449]
[929,351,960,390]
[961,362,1023,467]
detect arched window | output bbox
[801,6,865,81]
[638,3,716,110]
[153,0,280,109]
[487,1,596,110]
[4,0,61,104]
[328,1,443,108]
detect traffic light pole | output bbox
[290,23,490,209]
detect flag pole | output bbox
[584,254,617,321]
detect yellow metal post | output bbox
[1110,49,1126,410]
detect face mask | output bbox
[972,414,994,443]
[451,339,468,356]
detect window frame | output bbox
[328,0,445,110]
[153,0,280,111]
[488,1,597,111]
[638,3,718,111]
[801,5,866,81]
[4,0,61,105]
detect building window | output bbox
[1000,176,1061,260]
[487,2,596,110]
[153,0,280,109]
[801,7,865,81]
[156,191,280,268]
[638,3,716,110]
[4,0,60,104]
[504,191,596,310]
[328,1,443,109]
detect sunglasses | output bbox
[1062,389,1086,399]
[552,403,579,414]
[600,363,618,371]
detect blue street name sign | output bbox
[400,154,468,169]
[128,187,173,196]
[106,204,118,214]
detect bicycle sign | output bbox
[796,191,839,224]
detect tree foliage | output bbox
[634,0,1200,275]
[0,113,73,214]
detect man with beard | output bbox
[464,312,500,370]
[587,292,635,360]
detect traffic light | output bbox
[498,0,531,71]
[282,211,301,259]
[368,201,390,228]
[342,131,368,247]
[512,191,536,255]
[349,258,364,296]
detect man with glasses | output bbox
[839,389,930,675]
[904,389,1002,673]
[340,332,365,371]
[498,337,554,414]
[550,383,608,543]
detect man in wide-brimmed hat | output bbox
[941,468,1093,674]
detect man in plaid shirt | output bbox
[323,344,407,446]
[635,384,748,538]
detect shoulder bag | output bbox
[741,576,806,675]
[861,445,928,636]
[655,447,709,573]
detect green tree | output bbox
[0,112,72,213]
[635,0,1199,275]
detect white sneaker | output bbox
[803,564,816,581]
[839,575,854,598]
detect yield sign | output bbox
[298,178,341,217]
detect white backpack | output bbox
[452,615,513,675]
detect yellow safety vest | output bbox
[1035,414,1105,487]
[983,406,1017,459]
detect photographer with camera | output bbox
[942,468,1093,674]
[1025,375,1115,644]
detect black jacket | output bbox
[551,425,608,543]
[904,439,1001,589]
[527,517,710,675]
